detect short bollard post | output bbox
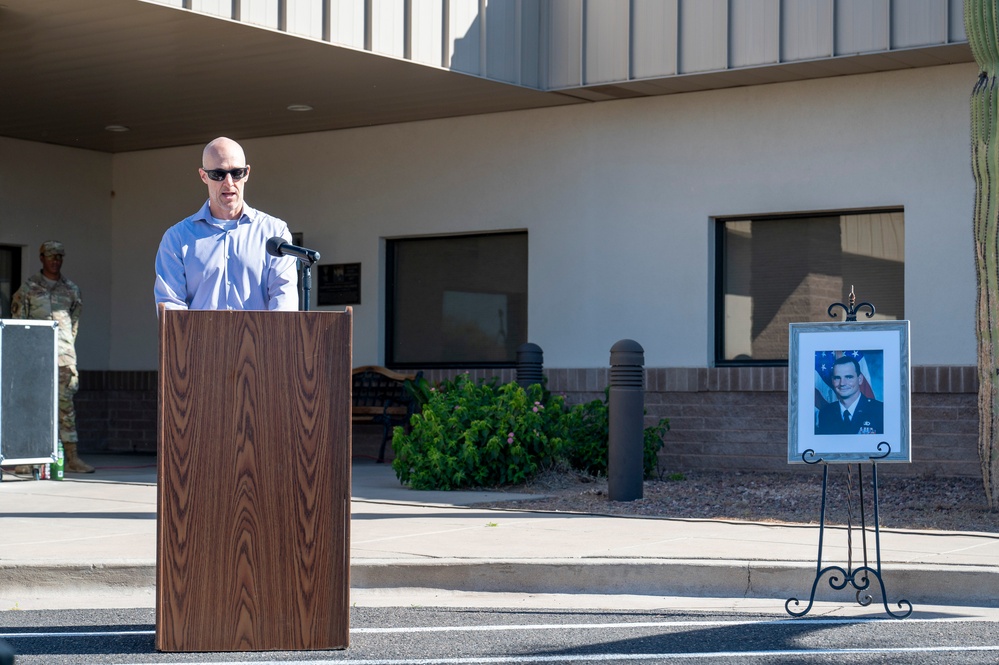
[516,342,544,389]
[609,339,645,502]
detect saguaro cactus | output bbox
[967,0,999,511]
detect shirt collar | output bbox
[840,393,861,415]
[194,199,257,227]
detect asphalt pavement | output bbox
[1,454,997,616]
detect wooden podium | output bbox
[155,308,352,652]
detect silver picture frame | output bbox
[788,320,911,464]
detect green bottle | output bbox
[50,441,64,481]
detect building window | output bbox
[716,210,904,364]
[0,245,22,318]
[386,232,528,367]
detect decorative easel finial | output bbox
[828,285,875,322]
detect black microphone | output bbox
[266,237,321,265]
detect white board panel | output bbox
[520,0,542,88]
[372,0,405,57]
[731,0,779,68]
[287,0,325,40]
[632,0,677,79]
[835,0,889,55]
[191,0,230,18]
[893,0,948,48]
[449,0,481,75]
[584,0,629,85]
[678,0,727,74]
[412,0,444,66]
[781,0,833,61]
[330,0,365,49]
[949,0,966,42]
[486,0,520,84]
[240,0,279,28]
[545,0,582,88]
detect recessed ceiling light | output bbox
[287,104,313,112]
[105,124,130,132]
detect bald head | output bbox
[202,137,245,168]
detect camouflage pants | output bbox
[59,365,79,444]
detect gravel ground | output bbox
[473,467,999,534]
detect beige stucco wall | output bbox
[1,61,979,371]
[0,138,113,370]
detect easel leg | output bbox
[785,465,845,617]
[786,462,913,618]
[860,463,914,618]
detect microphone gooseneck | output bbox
[266,237,321,265]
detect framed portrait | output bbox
[788,320,910,464]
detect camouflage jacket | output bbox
[10,272,82,367]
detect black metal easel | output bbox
[784,289,913,619]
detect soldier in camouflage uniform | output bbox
[11,241,94,473]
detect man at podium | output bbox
[153,137,299,311]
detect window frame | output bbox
[385,231,528,370]
[713,207,904,368]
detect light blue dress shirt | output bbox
[154,200,299,311]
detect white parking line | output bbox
[0,629,154,638]
[1,615,997,639]
[351,616,999,633]
[3,617,998,665]
[106,645,999,665]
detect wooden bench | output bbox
[352,365,422,463]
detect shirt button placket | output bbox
[224,232,233,310]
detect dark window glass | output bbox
[0,245,22,318]
[387,232,527,367]
[716,211,904,364]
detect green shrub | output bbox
[561,397,611,476]
[563,389,669,479]
[391,375,670,490]
[643,415,670,478]
[391,375,567,490]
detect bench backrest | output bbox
[351,366,419,411]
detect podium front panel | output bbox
[156,309,351,652]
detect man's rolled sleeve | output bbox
[268,255,300,311]
[153,231,190,311]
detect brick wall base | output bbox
[77,366,983,479]
[76,371,157,453]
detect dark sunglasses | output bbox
[203,166,249,182]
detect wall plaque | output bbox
[318,263,361,306]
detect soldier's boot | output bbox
[64,443,95,473]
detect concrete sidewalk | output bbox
[1,454,997,614]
